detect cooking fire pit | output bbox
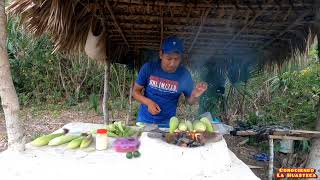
[160,132,222,148]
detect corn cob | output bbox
[67,136,85,149]
[31,129,69,147]
[200,117,214,132]
[169,116,179,133]
[186,120,193,132]
[48,134,80,146]
[80,134,93,149]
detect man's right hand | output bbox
[147,100,161,115]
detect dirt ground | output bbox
[0,106,268,180]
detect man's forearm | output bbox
[187,95,199,105]
[133,91,152,106]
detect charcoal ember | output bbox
[180,137,192,144]
[188,141,202,148]
[178,142,188,147]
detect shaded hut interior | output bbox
[7,0,320,65]
[6,0,320,113]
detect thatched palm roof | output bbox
[6,0,320,67]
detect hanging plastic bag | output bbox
[84,17,107,63]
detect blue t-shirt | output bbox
[136,60,194,127]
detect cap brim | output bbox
[163,48,183,55]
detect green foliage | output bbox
[244,61,319,129]
[7,18,134,111]
[89,94,100,113]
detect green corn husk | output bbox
[200,117,215,132]
[31,129,69,147]
[80,134,93,149]
[67,136,85,149]
[106,124,116,132]
[124,128,136,137]
[193,120,206,132]
[48,134,80,146]
[186,120,193,132]
[178,122,187,132]
[107,131,118,137]
[169,116,179,133]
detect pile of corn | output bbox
[31,128,93,149]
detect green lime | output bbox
[126,152,133,159]
[133,151,141,158]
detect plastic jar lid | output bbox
[97,129,108,134]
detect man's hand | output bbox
[147,100,161,115]
[191,82,208,98]
[187,82,208,104]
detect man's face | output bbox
[159,51,182,73]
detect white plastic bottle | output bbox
[96,129,108,150]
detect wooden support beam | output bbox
[106,0,129,47]
[106,0,312,8]
[318,33,320,63]
[160,7,164,49]
[223,0,271,49]
[188,7,212,54]
[109,30,271,39]
[105,14,303,26]
[260,11,312,49]
[269,135,310,141]
[234,129,320,138]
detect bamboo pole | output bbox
[105,0,129,47]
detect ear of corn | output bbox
[80,134,93,149]
[48,134,80,146]
[178,122,187,132]
[186,120,193,132]
[106,124,116,132]
[67,136,84,149]
[200,117,214,132]
[31,129,69,147]
[193,120,206,132]
[169,116,179,133]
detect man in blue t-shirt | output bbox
[132,36,208,128]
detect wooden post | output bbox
[103,37,111,125]
[317,34,320,63]
[126,70,134,125]
[268,137,274,180]
[120,64,126,109]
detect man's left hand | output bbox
[191,82,208,98]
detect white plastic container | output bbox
[96,129,108,150]
[279,139,294,153]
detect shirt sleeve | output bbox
[182,70,194,98]
[136,62,151,86]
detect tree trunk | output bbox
[306,33,320,176]
[0,0,25,151]
[306,100,320,176]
